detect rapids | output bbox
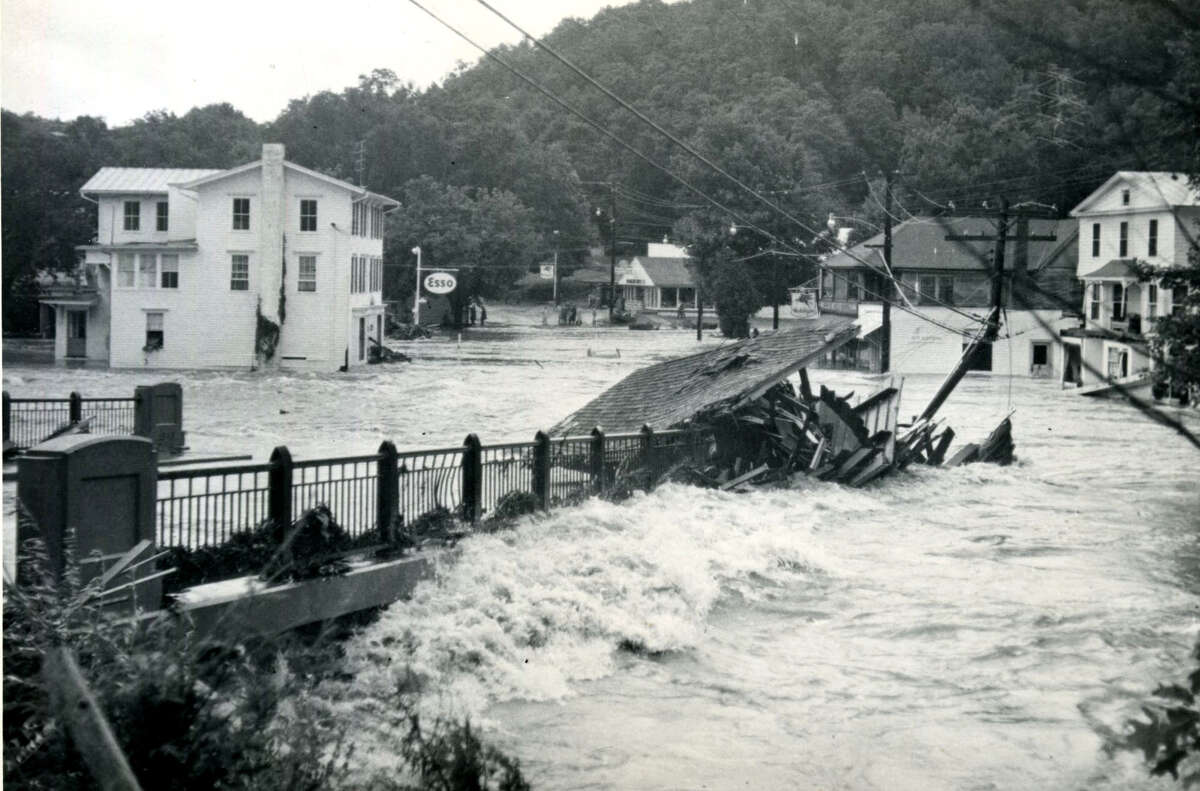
[4,307,1198,788]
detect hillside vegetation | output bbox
[3,0,1196,331]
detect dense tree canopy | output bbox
[3,0,1197,334]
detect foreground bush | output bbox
[4,536,530,790]
[1122,634,1200,785]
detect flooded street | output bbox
[5,308,1200,789]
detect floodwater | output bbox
[5,307,1200,789]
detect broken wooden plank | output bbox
[944,443,980,467]
[850,453,892,486]
[43,647,144,791]
[719,463,771,490]
[927,428,955,465]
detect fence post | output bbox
[268,445,294,533]
[2,391,9,444]
[462,434,482,524]
[377,440,399,542]
[590,426,606,494]
[69,391,82,425]
[532,431,551,511]
[641,423,655,482]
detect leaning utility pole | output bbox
[918,198,1058,423]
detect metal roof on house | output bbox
[823,217,1076,272]
[80,168,224,195]
[636,257,697,287]
[550,320,859,435]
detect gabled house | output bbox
[614,242,707,312]
[818,216,1082,377]
[57,144,399,371]
[1062,171,1198,386]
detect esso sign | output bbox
[424,272,457,294]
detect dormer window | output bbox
[123,201,140,231]
[1121,188,1130,206]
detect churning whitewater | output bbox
[5,315,1199,789]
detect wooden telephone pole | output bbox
[918,199,1057,422]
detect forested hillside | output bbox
[4,0,1196,331]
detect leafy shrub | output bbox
[4,537,355,790]
[161,504,367,596]
[490,490,540,521]
[394,699,530,791]
[1122,634,1200,784]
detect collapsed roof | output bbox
[550,319,860,436]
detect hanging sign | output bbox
[540,264,555,280]
[423,272,457,294]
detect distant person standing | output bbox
[469,301,477,326]
[479,299,488,326]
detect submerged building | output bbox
[50,144,399,371]
[818,216,1082,379]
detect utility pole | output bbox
[608,180,617,322]
[552,229,560,305]
[880,171,894,373]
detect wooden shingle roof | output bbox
[550,319,859,436]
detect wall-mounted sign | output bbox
[540,264,555,280]
[424,272,457,295]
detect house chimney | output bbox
[258,144,286,329]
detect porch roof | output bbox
[1082,258,1139,281]
[40,296,97,308]
[76,241,199,254]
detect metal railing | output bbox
[150,425,711,553]
[4,391,137,450]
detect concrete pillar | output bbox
[17,435,159,610]
[133,382,185,454]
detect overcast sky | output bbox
[1,0,645,126]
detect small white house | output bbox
[57,144,399,371]
[1063,171,1199,386]
[615,242,703,311]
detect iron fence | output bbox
[5,397,74,449]
[141,426,712,555]
[81,397,137,436]
[157,462,272,549]
[4,391,138,449]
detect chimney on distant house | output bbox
[259,143,286,327]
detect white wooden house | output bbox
[56,144,399,371]
[1062,171,1199,386]
[615,242,704,312]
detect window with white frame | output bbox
[1149,219,1158,257]
[138,254,156,288]
[300,200,318,232]
[232,198,250,230]
[160,255,179,288]
[145,312,164,351]
[117,253,136,288]
[231,255,249,291]
[372,257,382,291]
[156,201,169,232]
[1091,223,1101,257]
[1031,341,1049,368]
[351,255,359,293]
[1089,283,1101,320]
[124,201,140,231]
[1148,283,1158,319]
[298,255,317,292]
[1172,285,1189,316]
[1121,188,1130,206]
[1119,221,1128,258]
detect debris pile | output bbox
[388,323,432,341]
[552,321,1016,494]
